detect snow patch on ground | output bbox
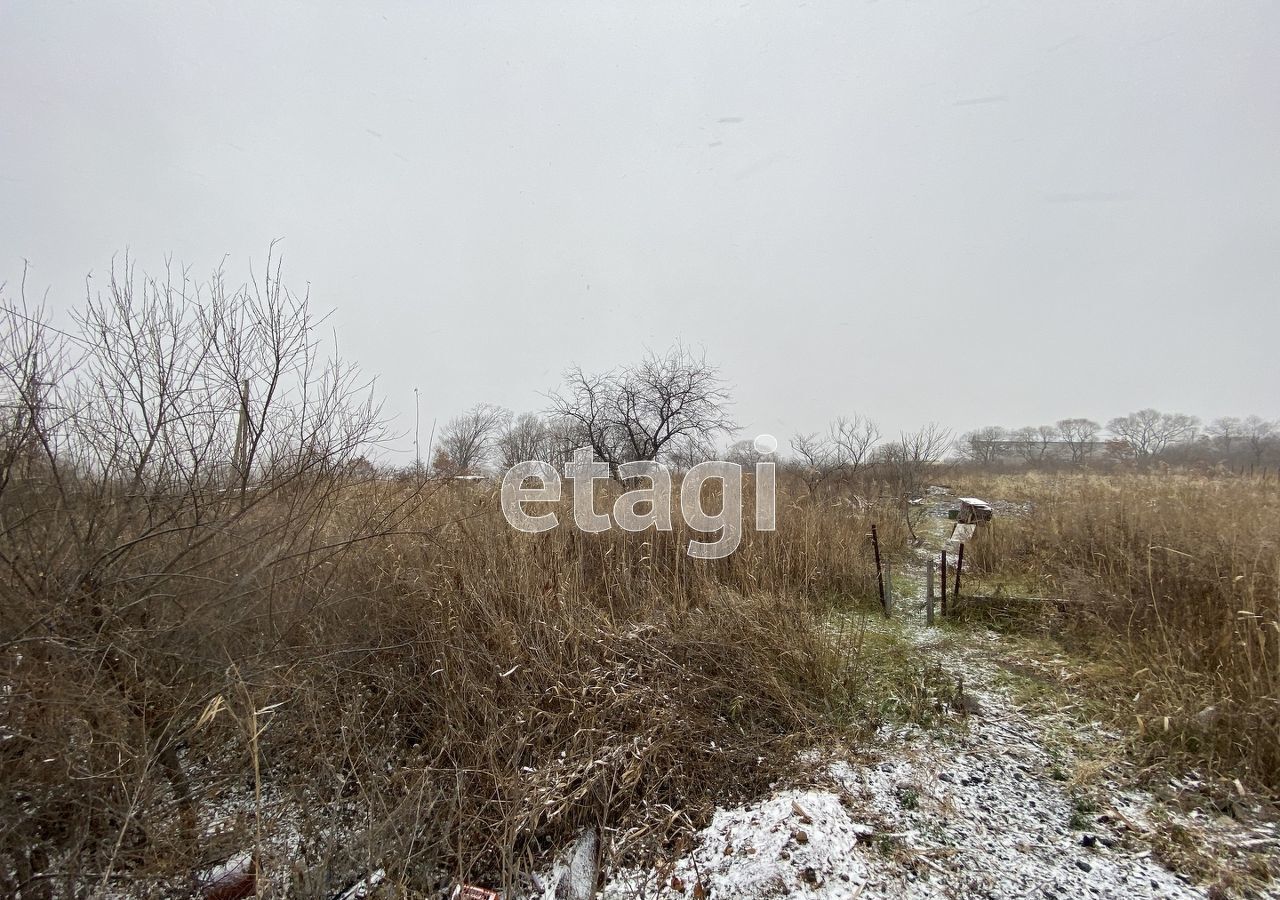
[593,489,1278,899]
[601,790,874,900]
[598,733,1214,900]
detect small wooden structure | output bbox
[957,497,994,524]
[935,497,994,624]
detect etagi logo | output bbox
[500,435,778,560]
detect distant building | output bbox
[968,440,1111,464]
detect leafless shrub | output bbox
[0,274,60,498]
[0,252,423,896]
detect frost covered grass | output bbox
[953,472,1280,795]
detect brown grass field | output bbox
[2,370,1277,895]
[956,471,1280,795]
[0,469,922,896]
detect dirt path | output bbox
[597,490,1279,900]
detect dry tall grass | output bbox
[959,472,1280,793]
[1,457,912,896]
[0,262,921,896]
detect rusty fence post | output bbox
[940,549,948,618]
[871,523,887,616]
[954,542,965,612]
[926,556,935,625]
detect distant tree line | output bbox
[426,343,972,546]
[427,345,947,502]
[424,345,1277,485]
[957,410,1279,469]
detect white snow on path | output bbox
[599,698,1226,900]
[597,491,1279,900]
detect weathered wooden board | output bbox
[946,522,977,553]
[957,497,994,524]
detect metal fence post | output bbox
[884,560,892,617]
[926,556,935,625]
[871,523,887,616]
[940,549,948,618]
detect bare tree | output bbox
[957,425,1006,464]
[495,411,553,470]
[1035,424,1060,459]
[1243,415,1278,465]
[724,438,766,467]
[548,344,735,478]
[830,415,881,476]
[1056,417,1100,464]
[789,431,838,496]
[1206,416,1243,457]
[1004,424,1060,464]
[664,437,718,471]
[874,423,952,542]
[788,414,879,496]
[1009,427,1038,463]
[1106,409,1199,459]
[436,403,511,475]
[901,423,953,471]
[545,414,583,469]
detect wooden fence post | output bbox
[954,542,965,612]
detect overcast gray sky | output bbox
[2,1,1277,459]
